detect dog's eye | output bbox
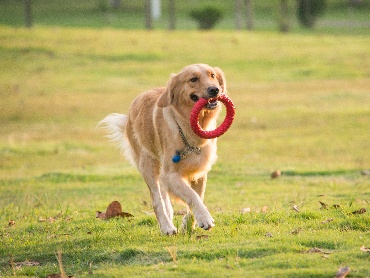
[190,94,199,102]
[211,73,215,78]
[190,77,199,82]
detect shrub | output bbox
[297,0,327,28]
[189,5,224,30]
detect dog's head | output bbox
[157,64,227,118]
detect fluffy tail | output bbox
[99,113,127,143]
[98,113,134,164]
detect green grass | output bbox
[0,26,369,277]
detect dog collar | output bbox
[172,122,201,163]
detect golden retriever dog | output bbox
[100,64,227,235]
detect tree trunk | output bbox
[235,0,242,30]
[25,0,32,28]
[168,0,175,30]
[145,0,153,29]
[110,0,121,9]
[279,0,290,32]
[244,0,253,30]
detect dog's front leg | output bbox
[181,175,208,231]
[138,155,177,235]
[163,173,214,230]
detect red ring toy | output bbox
[190,94,235,139]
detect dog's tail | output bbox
[98,113,135,165]
[99,113,127,143]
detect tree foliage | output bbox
[189,5,224,30]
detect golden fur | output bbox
[100,64,227,235]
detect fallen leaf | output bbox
[39,217,56,223]
[261,206,268,213]
[8,220,15,226]
[335,266,350,278]
[351,208,366,215]
[46,274,74,278]
[96,211,106,219]
[196,235,209,240]
[304,247,333,254]
[12,260,40,267]
[96,201,134,220]
[271,170,281,179]
[141,210,155,215]
[361,170,369,176]
[319,201,328,210]
[321,218,333,224]
[360,246,370,253]
[174,209,187,216]
[291,228,302,235]
[240,207,251,214]
[292,205,300,212]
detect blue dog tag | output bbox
[172,151,181,163]
[172,154,181,163]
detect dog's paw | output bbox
[160,224,177,236]
[195,210,215,230]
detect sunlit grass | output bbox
[0,26,369,277]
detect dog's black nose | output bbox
[207,86,219,97]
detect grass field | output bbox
[0,25,370,277]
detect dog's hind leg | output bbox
[190,175,207,201]
[139,153,177,235]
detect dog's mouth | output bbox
[205,98,219,110]
[190,94,219,110]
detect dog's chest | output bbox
[177,142,218,177]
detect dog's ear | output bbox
[214,67,227,93]
[157,73,177,108]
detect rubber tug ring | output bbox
[190,94,236,139]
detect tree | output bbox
[235,0,254,30]
[168,0,176,30]
[244,0,254,30]
[145,0,153,29]
[278,0,290,32]
[235,0,242,30]
[25,0,32,28]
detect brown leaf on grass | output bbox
[240,207,251,214]
[96,201,134,220]
[335,266,350,278]
[291,228,302,235]
[360,246,370,253]
[361,170,369,176]
[319,201,328,210]
[303,247,333,255]
[351,208,366,215]
[196,235,209,240]
[292,205,300,212]
[271,170,281,179]
[321,218,333,224]
[8,220,15,226]
[39,217,56,223]
[174,209,187,216]
[46,274,74,278]
[12,260,40,267]
[261,206,268,213]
